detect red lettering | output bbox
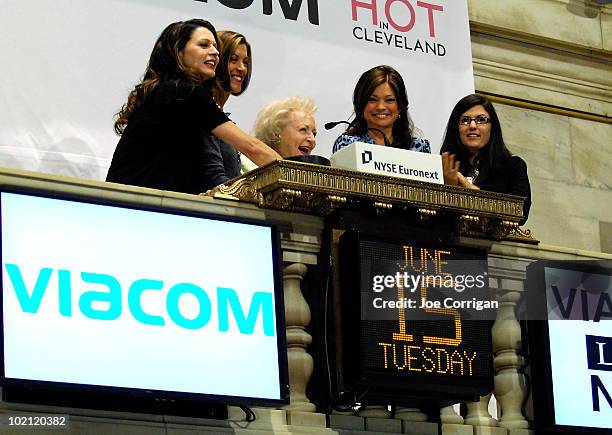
[352,0,379,25]
[417,1,443,37]
[385,0,415,33]
[354,0,444,37]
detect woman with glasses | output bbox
[440,94,531,223]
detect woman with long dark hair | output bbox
[107,19,279,194]
[332,65,430,153]
[199,30,254,189]
[441,94,531,223]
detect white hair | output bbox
[252,96,317,147]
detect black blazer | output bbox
[474,155,531,225]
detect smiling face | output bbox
[276,110,317,158]
[179,27,219,81]
[458,104,491,157]
[362,82,399,135]
[227,43,249,94]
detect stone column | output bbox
[279,224,334,432]
[440,404,472,435]
[492,290,529,430]
[283,262,316,412]
[239,216,332,433]
[465,394,497,427]
[440,405,463,425]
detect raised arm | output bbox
[212,121,281,166]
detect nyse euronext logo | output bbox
[195,0,320,25]
[4,263,274,336]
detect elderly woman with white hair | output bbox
[252,96,318,159]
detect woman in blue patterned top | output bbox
[332,65,430,154]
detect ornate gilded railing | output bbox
[207,160,537,243]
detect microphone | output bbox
[324,120,351,130]
[325,120,390,147]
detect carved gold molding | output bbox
[206,161,537,243]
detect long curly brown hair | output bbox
[114,19,219,135]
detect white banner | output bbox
[0,0,473,180]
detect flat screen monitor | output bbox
[526,260,612,434]
[0,190,288,413]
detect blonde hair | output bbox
[252,96,317,147]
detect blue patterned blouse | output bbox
[332,132,431,154]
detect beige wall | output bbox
[467,0,612,252]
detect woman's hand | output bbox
[457,172,480,190]
[212,121,281,166]
[442,152,480,189]
[442,152,460,185]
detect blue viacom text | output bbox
[3,263,275,336]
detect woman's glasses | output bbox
[459,115,490,125]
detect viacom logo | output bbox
[4,263,274,336]
[195,0,319,25]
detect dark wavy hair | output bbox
[114,19,219,135]
[213,30,252,99]
[440,94,512,175]
[346,65,416,149]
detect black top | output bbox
[200,134,241,191]
[106,80,230,194]
[473,155,531,225]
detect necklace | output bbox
[466,158,480,184]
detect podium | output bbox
[212,160,536,427]
[213,160,536,243]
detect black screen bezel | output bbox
[526,260,612,435]
[338,230,494,403]
[0,186,289,413]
